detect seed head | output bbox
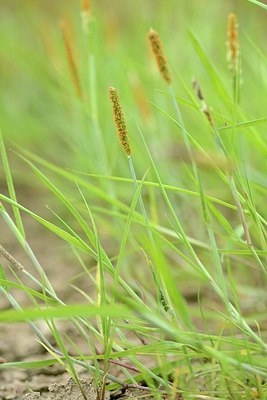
[60,19,83,98]
[192,77,204,101]
[109,87,131,156]
[192,78,215,128]
[227,13,239,74]
[81,0,91,35]
[147,28,172,85]
[81,0,90,13]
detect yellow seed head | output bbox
[109,87,131,156]
[147,28,172,85]
[227,13,239,74]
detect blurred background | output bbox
[0,0,266,168]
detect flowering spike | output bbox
[81,0,90,13]
[147,28,172,85]
[109,87,131,156]
[80,0,91,35]
[227,13,239,75]
[60,20,83,98]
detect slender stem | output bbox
[109,359,139,373]
[229,177,252,246]
[0,244,24,271]
[211,123,266,273]
[128,156,169,312]
[128,156,154,245]
[146,88,267,344]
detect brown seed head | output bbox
[192,77,204,101]
[60,19,83,98]
[81,0,90,13]
[192,78,215,128]
[147,28,172,85]
[227,13,239,74]
[201,105,215,128]
[109,87,131,156]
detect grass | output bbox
[0,0,267,398]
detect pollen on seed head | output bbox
[109,87,131,156]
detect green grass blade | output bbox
[0,131,25,237]
[248,0,267,9]
[189,30,231,103]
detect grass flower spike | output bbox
[147,28,172,84]
[81,0,91,35]
[227,13,239,75]
[109,87,131,156]
[60,19,83,98]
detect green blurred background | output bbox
[0,0,265,165]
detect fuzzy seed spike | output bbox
[227,13,239,75]
[147,28,172,85]
[109,87,131,156]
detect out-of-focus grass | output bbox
[0,1,266,162]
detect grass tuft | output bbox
[0,2,266,398]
